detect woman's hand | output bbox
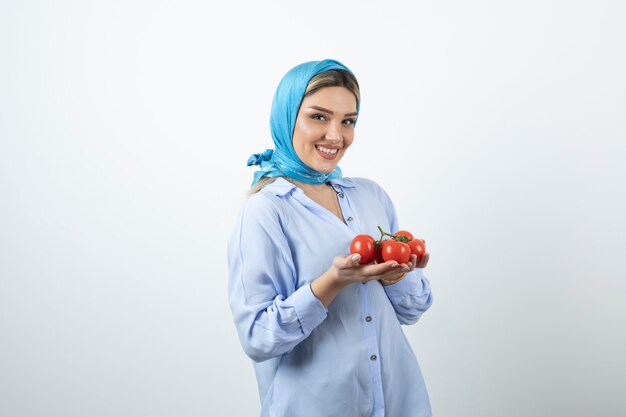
[380,252,430,285]
[311,251,430,307]
[330,254,406,285]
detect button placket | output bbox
[358,279,384,412]
[333,186,356,232]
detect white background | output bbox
[1,1,625,416]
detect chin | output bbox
[316,157,343,174]
[315,164,338,174]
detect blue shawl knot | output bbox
[247,149,274,167]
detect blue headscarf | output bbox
[247,59,359,186]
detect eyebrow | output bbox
[308,105,358,117]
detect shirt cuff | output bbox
[383,268,423,303]
[291,283,328,335]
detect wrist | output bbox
[326,267,351,292]
[382,272,407,286]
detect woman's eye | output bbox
[311,114,326,121]
[343,119,356,126]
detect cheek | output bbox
[343,132,355,150]
[292,120,317,147]
[291,122,306,151]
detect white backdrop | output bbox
[1,1,625,416]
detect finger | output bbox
[359,261,400,276]
[334,254,362,270]
[393,260,412,272]
[417,252,430,268]
[405,254,417,271]
[375,261,401,273]
[380,269,406,281]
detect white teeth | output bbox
[317,146,338,154]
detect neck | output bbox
[288,178,344,223]
[289,179,328,193]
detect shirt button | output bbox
[370,354,377,361]
[365,316,372,322]
[347,216,353,221]
[338,193,344,198]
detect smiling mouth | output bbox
[317,145,338,155]
[315,145,340,160]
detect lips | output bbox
[315,145,339,160]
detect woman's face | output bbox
[292,86,358,174]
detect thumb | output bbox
[349,253,361,265]
[335,253,361,269]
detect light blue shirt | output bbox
[227,177,433,417]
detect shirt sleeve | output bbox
[227,193,328,362]
[382,268,433,325]
[375,183,434,325]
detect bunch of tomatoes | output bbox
[350,226,426,265]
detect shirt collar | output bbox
[264,177,356,197]
[264,177,297,197]
[328,177,356,188]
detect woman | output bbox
[228,59,433,417]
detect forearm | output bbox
[235,271,345,361]
[232,283,328,362]
[310,269,350,308]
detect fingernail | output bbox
[391,263,399,268]
[351,254,361,262]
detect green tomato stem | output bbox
[377,225,411,243]
[377,225,395,240]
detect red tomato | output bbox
[407,239,426,263]
[350,234,376,264]
[381,240,411,264]
[375,241,385,264]
[395,230,414,241]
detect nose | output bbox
[325,121,343,142]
